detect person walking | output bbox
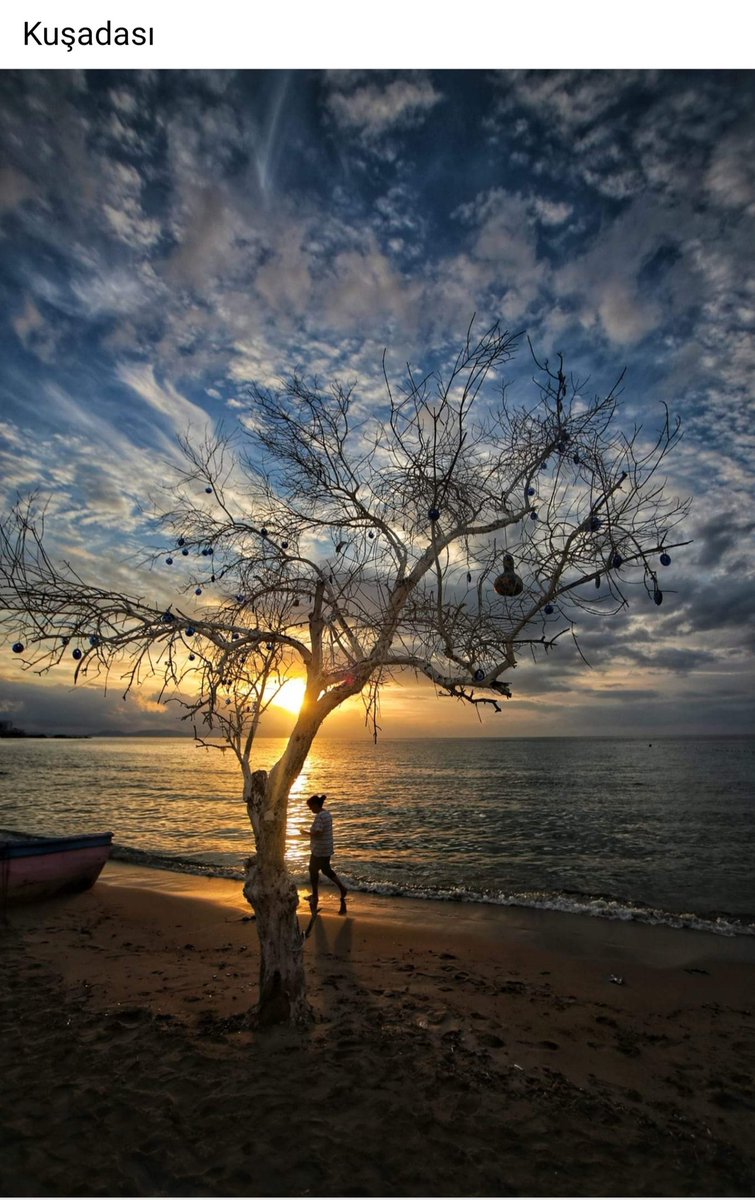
[304,793,348,916]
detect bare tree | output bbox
[0,324,690,1025]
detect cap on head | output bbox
[307,793,327,810]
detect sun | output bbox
[273,677,308,715]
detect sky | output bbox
[0,68,754,739]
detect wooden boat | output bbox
[0,829,113,904]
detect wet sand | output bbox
[2,861,754,1196]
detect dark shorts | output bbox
[309,854,333,874]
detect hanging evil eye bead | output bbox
[654,588,663,606]
[265,642,274,650]
[188,653,196,661]
[473,668,485,683]
[195,588,202,596]
[61,637,69,646]
[544,604,554,615]
[530,511,538,521]
[185,627,195,636]
[11,641,24,654]
[72,648,83,660]
[467,572,472,584]
[527,487,536,497]
[428,508,440,522]
[205,486,213,494]
[260,528,268,538]
[236,595,245,603]
[368,531,375,539]
[660,553,671,567]
[181,548,189,557]
[573,453,580,465]
[177,538,185,547]
[611,552,623,569]
[232,633,240,640]
[595,574,601,589]
[89,635,99,646]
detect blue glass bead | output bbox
[530,511,538,521]
[368,532,375,539]
[260,528,268,538]
[89,635,99,646]
[177,538,185,546]
[166,557,173,565]
[654,589,663,606]
[527,487,535,496]
[61,637,69,645]
[236,595,245,603]
[544,604,554,615]
[205,487,213,494]
[660,553,671,566]
[281,541,289,550]
[473,668,485,682]
[185,627,195,636]
[72,648,83,660]
[11,642,24,653]
[612,553,623,569]
[188,653,195,661]
[428,508,440,521]
[195,588,202,596]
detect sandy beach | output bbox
[2,863,754,1198]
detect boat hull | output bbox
[0,832,113,904]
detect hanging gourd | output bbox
[660,553,671,567]
[11,642,24,654]
[493,553,524,597]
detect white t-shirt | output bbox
[309,808,334,857]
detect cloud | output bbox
[326,75,441,139]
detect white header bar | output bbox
[0,0,749,69]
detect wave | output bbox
[111,844,755,939]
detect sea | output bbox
[1,735,753,938]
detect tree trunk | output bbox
[243,858,310,1026]
[242,766,311,1026]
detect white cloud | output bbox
[326,76,441,138]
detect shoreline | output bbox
[2,861,755,1196]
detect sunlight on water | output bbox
[1,735,753,933]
